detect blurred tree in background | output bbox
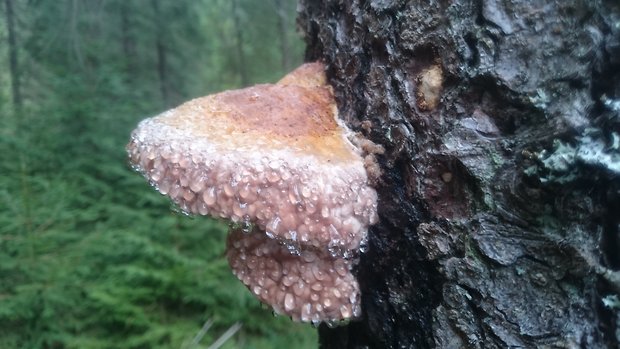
[0,1,312,348]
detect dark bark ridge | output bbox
[298,0,620,348]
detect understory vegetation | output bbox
[0,1,315,348]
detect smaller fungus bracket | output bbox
[227,227,361,323]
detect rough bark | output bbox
[298,0,620,348]
[4,0,21,109]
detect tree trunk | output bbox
[68,0,84,68]
[120,1,136,77]
[298,1,620,348]
[4,0,21,109]
[273,0,291,72]
[151,0,169,106]
[231,0,249,86]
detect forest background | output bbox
[0,0,316,348]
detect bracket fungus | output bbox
[227,227,361,322]
[127,62,378,323]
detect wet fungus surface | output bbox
[227,227,361,322]
[127,62,378,323]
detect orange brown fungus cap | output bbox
[127,62,379,323]
[227,227,361,323]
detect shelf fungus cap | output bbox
[127,62,378,252]
[227,227,361,323]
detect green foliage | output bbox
[0,0,313,348]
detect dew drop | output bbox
[203,187,216,205]
[224,183,235,197]
[340,304,352,318]
[359,240,369,253]
[326,320,339,329]
[332,289,342,298]
[267,216,281,232]
[312,264,326,281]
[284,293,295,311]
[289,184,302,204]
[321,206,330,218]
[301,303,312,322]
[266,171,280,183]
[334,259,348,277]
[301,186,311,198]
[323,298,332,308]
[241,220,253,233]
[189,176,205,192]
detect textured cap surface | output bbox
[127,62,378,252]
